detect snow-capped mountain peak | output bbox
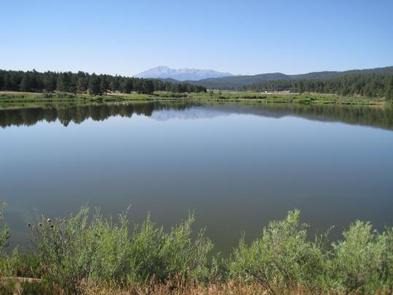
[135,66,232,81]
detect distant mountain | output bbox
[135,66,232,81]
[188,66,393,89]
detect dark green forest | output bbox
[187,66,393,100]
[0,69,206,95]
[245,72,393,99]
[1,68,393,100]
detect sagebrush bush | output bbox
[228,210,325,293]
[381,228,393,292]
[0,202,12,277]
[30,208,213,293]
[127,215,213,283]
[0,202,9,253]
[0,207,393,294]
[32,208,96,292]
[330,221,390,293]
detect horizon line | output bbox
[1,64,392,79]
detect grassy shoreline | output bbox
[1,207,393,294]
[0,91,168,110]
[0,90,388,110]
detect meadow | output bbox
[0,90,388,111]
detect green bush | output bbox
[1,206,393,294]
[0,203,9,253]
[0,202,12,277]
[32,208,95,292]
[229,210,325,293]
[330,221,391,293]
[381,228,393,292]
[127,215,213,283]
[31,208,212,293]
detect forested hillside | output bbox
[0,70,206,95]
[189,66,393,99]
[246,71,393,99]
[191,73,289,89]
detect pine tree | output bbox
[88,74,101,95]
[142,80,154,94]
[0,72,4,91]
[19,75,31,92]
[386,77,393,101]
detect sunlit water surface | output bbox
[1,103,393,251]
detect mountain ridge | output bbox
[186,66,393,89]
[135,66,232,81]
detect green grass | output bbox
[0,91,188,110]
[183,90,386,107]
[0,90,389,111]
[1,206,393,294]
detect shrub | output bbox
[31,208,213,294]
[32,208,96,292]
[381,228,393,292]
[330,221,386,293]
[0,202,9,253]
[126,214,213,284]
[0,202,12,277]
[1,206,393,294]
[229,210,325,293]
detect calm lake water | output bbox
[1,102,393,251]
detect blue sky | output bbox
[1,0,392,76]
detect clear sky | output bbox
[1,0,392,76]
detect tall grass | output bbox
[1,206,393,294]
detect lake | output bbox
[1,102,393,251]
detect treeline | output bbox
[246,73,393,99]
[0,69,206,95]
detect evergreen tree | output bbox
[0,69,206,95]
[77,75,88,93]
[56,74,65,92]
[110,78,120,92]
[88,74,102,95]
[0,74,3,90]
[99,76,109,94]
[386,77,393,101]
[19,75,32,91]
[43,74,57,92]
[123,80,133,93]
[142,80,154,94]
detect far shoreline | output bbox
[0,90,388,111]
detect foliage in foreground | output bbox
[1,207,393,294]
[0,203,9,253]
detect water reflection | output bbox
[0,102,183,128]
[1,102,393,130]
[1,101,393,251]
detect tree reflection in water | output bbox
[1,102,393,131]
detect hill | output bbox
[189,66,393,90]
